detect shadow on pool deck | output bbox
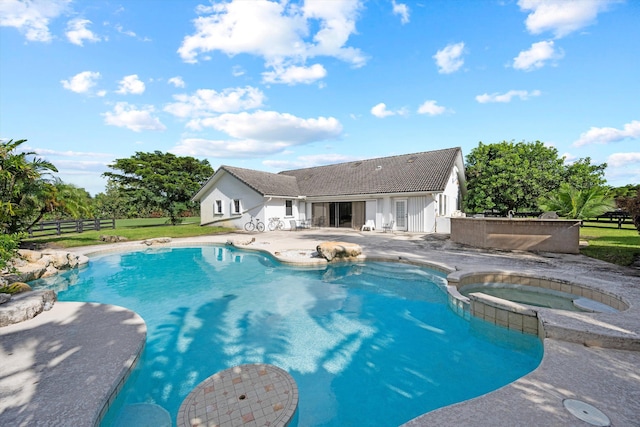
[0,302,145,427]
[2,229,639,426]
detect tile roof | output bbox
[280,147,462,197]
[194,147,462,200]
[221,165,301,197]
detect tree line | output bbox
[463,140,639,222]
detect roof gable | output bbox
[222,166,301,197]
[279,147,462,196]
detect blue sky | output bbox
[1,0,639,195]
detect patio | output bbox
[1,229,639,426]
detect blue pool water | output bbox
[31,246,542,426]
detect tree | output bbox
[618,187,640,233]
[537,183,615,219]
[563,157,607,190]
[0,139,58,233]
[464,141,565,214]
[41,180,94,220]
[103,151,214,225]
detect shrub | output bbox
[0,233,22,272]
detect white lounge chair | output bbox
[361,220,375,231]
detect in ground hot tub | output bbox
[460,283,618,313]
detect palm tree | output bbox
[1,139,58,233]
[537,183,615,220]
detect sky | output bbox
[1,0,639,196]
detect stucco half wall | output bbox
[450,217,582,254]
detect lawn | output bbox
[23,217,640,267]
[580,222,640,266]
[24,217,234,249]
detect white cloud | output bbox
[518,0,618,38]
[417,100,447,116]
[513,40,563,71]
[116,74,145,95]
[178,0,366,82]
[573,120,640,147]
[0,0,70,42]
[31,147,113,158]
[475,89,541,103]
[392,1,410,24]
[371,103,397,118]
[433,42,465,74]
[103,102,166,132]
[168,76,186,88]
[171,138,289,158]
[164,86,265,119]
[61,71,101,94]
[262,63,327,85]
[561,152,578,163]
[607,152,640,167]
[65,18,101,46]
[188,110,343,144]
[114,24,136,38]
[232,66,246,77]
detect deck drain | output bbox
[563,399,610,426]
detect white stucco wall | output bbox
[199,172,264,229]
[435,167,461,218]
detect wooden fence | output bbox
[585,211,633,229]
[27,218,115,238]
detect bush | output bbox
[0,233,22,272]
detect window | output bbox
[285,200,293,217]
[438,194,447,216]
[232,199,241,215]
[214,200,223,215]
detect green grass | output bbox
[23,217,640,267]
[24,217,233,249]
[580,223,640,266]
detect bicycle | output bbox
[267,217,285,231]
[244,216,265,232]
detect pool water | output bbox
[31,246,542,426]
[461,283,618,313]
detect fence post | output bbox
[56,222,61,235]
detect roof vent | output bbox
[407,156,417,163]
[353,162,362,167]
[376,165,382,170]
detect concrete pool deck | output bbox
[1,229,639,426]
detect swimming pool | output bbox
[31,246,542,426]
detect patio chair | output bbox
[361,220,375,231]
[289,219,298,231]
[382,221,394,233]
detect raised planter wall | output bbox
[451,217,581,254]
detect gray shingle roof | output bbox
[221,166,301,197]
[194,147,462,200]
[279,147,462,197]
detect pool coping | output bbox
[2,230,639,426]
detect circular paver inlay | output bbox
[177,363,298,427]
[563,399,610,426]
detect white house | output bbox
[192,147,466,233]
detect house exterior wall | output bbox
[264,198,300,230]
[198,173,265,228]
[197,161,463,234]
